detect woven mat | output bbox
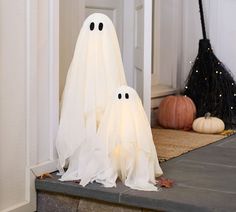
[152,128,225,162]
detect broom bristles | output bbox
[183,39,236,128]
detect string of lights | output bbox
[184,39,236,128]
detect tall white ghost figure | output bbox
[96,86,163,191]
[56,13,127,183]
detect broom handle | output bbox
[198,0,207,39]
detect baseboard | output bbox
[31,159,58,177]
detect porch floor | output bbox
[35,134,236,212]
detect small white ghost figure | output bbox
[96,86,163,191]
[56,13,126,185]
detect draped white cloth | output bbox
[56,13,127,183]
[95,86,163,191]
[56,13,163,191]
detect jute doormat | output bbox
[152,128,225,162]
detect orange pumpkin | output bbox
[157,95,196,130]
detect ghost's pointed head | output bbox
[113,86,140,103]
[83,13,114,34]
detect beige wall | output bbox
[59,0,82,98]
[0,0,27,210]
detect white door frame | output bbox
[8,1,59,211]
[143,0,152,120]
[27,0,59,176]
[124,0,152,120]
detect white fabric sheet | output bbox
[56,13,127,184]
[95,86,163,191]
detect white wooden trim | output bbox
[48,0,59,161]
[176,0,184,90]
[20,1,38,211]
[143,0,152,120]
[31,160,58,177]
[3,172,36,212]
[151,0,160,86]
[181,0,189,88]
[26,0,59,174]
[1,1,59,211]
[2,201,29,212]
[171,0,179,90]
[26,0,38,168]
[7,1,59,211]
[123,0,135,87]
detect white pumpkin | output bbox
[192,113,225,134]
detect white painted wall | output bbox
[181,0,236,88]
[0,1,27,210]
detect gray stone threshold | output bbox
[35,134,236,212]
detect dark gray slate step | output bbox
[36,134,236,212]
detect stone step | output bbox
[37,191,156,212]
[36,134,236,212]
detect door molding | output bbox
[26,0,59,175]
[143,0,152,120]
[6,1,59,211]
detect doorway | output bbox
[151,0,182,110]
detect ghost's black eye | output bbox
[118,93,122,99]
[98,23,103,31]
[90,22,95,31]
[125,93,129,99]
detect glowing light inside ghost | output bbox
[56,13,127,183]
[96,86,163,191]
